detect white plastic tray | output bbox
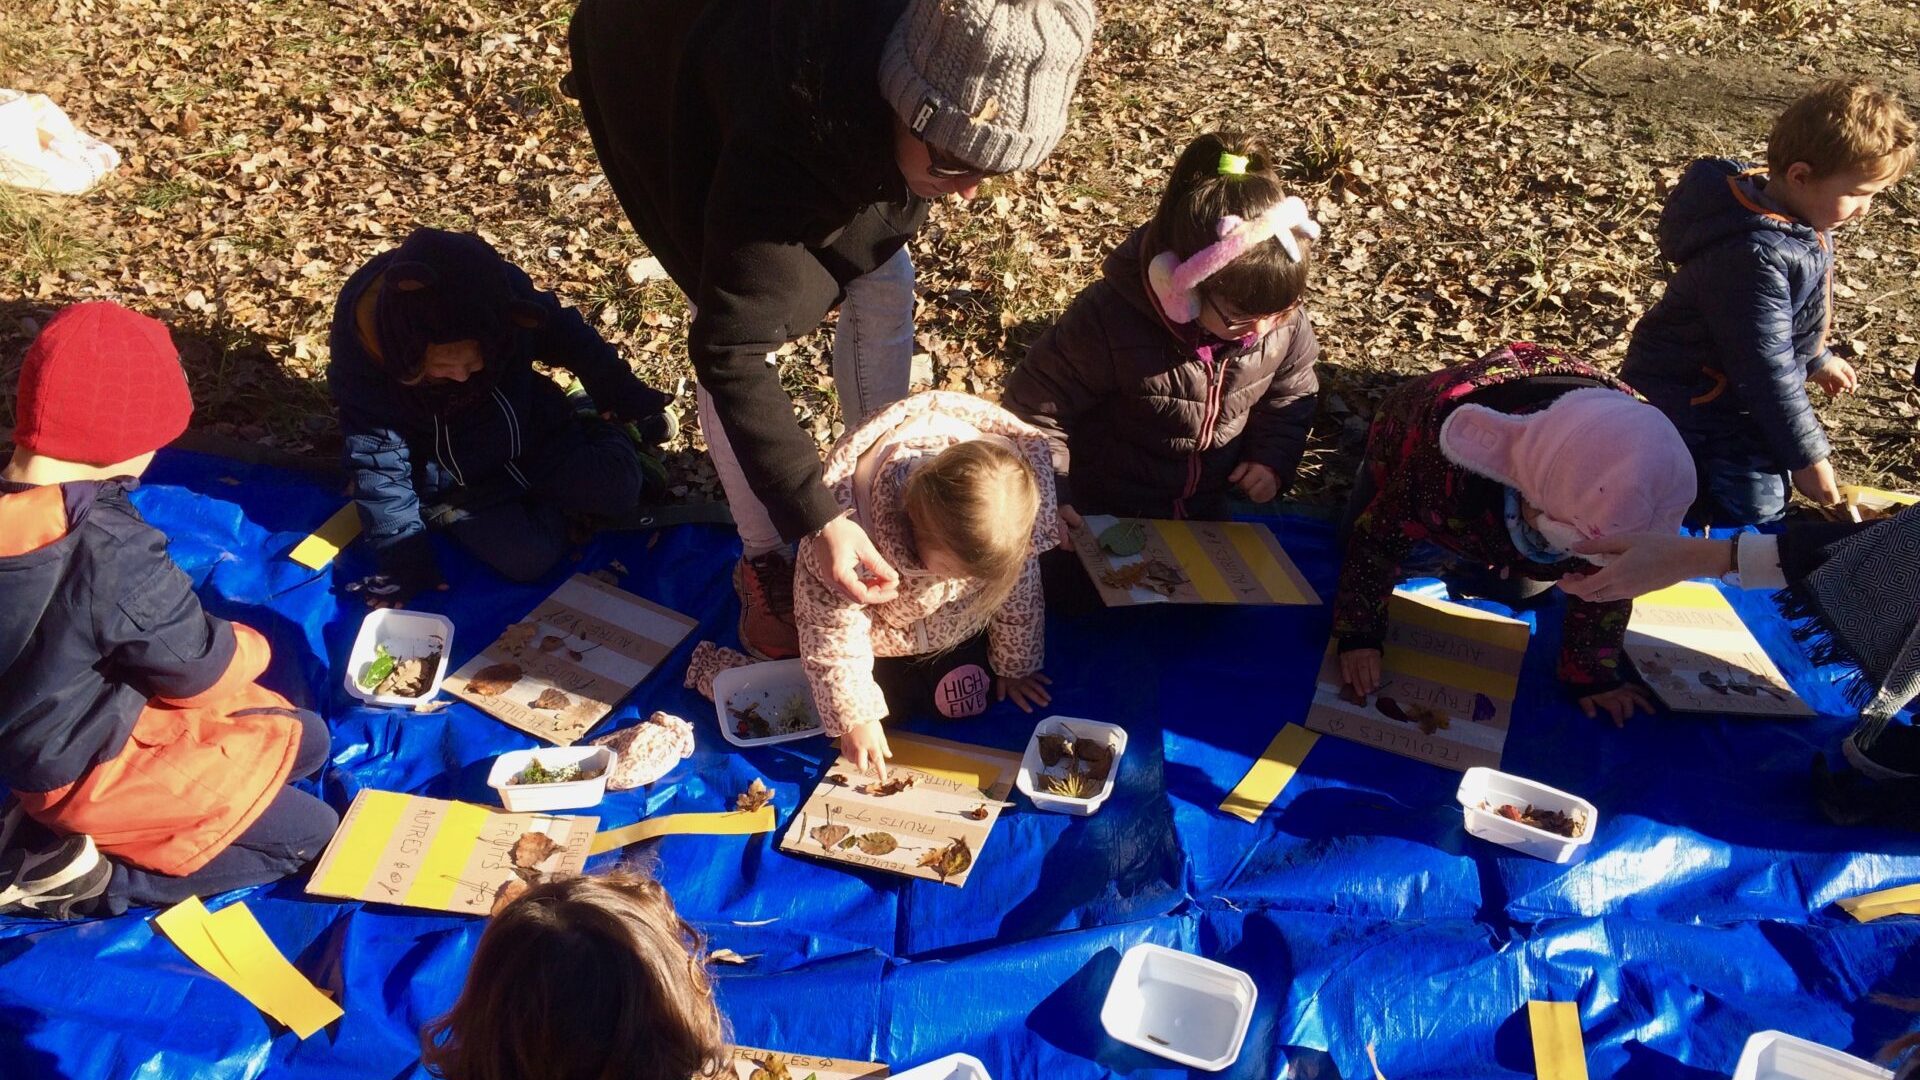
[1015,716,1127,815]
[1456,766,1597,864]
[1733,1031,1892,1080]
[713,659,825,747]
[888,1053,991,1080]
[1099,943,1256,1071]
[343,609,454,708]
[487,745,618,812]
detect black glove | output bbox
[347,532,444,608]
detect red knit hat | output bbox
[13,302,193,465]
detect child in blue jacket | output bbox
[328,229,674,604]
[1622,78,1914,525]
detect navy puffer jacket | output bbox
[1621,157,1835,472]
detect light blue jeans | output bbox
[695,246,917,554]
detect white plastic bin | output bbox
[1099,943,1256,1071]
[1456,766,1597,864]
[343,609,454,707]
[712,659,824,747]
[1733,1031,1892,1080]
[1015,716,1127,816]
[488,746,618,812]
[889,1053,991,1080]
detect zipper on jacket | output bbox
[434,413,468,487]
[493,389,532,489]
[1177,350,1230,517]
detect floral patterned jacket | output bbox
[795,392,1057,736]
[1332,342,1635,692]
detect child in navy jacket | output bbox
[328,228,674,604]
[1622,79,1914,525]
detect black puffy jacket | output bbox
[1621,157,1836,472]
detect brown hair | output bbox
[1769,78,1917,181]
[904,439,1040,616]
[1148,131,1311,317]
[421,870,729,1080]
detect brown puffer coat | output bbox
[1001,226,1320,520]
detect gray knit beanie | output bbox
[878,0,1098,176]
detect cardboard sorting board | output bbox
[780,733,1022,888]
[729,1046,889,1080]
[1070,515,1320,606]
[445,574,698,745]
[306,790,595,915]
[1625,581,1813,717]
[1302,591,1531,772]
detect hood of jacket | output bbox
[0,480,101,673]
[1659,157,1821,264]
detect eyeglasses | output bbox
[1201,293,1287,337]
[923,141,999,182]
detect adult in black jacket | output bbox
[568,0,1095,659]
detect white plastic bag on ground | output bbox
[0,90,121,195]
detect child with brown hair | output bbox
[1622,78,1917,525]
[794,391,1058,778]
[1003,130,1321,527]
[420,869,729,1080]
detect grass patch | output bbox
[136,178,198,213]
[0,186,101,288]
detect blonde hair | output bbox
[904,439,1040,615]
[421,869,729,1080]
[1769,78,1916,181]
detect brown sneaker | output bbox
[733,551,799,661]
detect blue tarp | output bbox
[1,449,1916,1080]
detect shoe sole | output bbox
[1842,732,1920,782]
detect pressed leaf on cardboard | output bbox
[917,836,973,883]
[530,687,570,711]
[466,663,522,697]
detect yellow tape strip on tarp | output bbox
[1528,1000,1589,1080]
[155,897,343,1039]
[289,503,362,569]
[1838,882,1920,923]
[1220,725,1319,823]
[589,806,777,855]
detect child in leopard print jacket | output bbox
[794,391,1058,777]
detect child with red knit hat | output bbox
[0,302,339,919]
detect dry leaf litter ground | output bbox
[2,0,1918,508]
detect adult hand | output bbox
[1228,461,1280,504]
[1579,684,1657,728]
[840,719,892,781]
[1056,504,1084,551]
[1792,458,1842,507]
[1340,648,1383,697]
[1810,357,1859,396]
[1560,534,1734,602]
[997,672,1053,713]
[818,515,900,604]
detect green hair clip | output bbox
[1218,152,1250,176]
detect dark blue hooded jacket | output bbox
[327,230,669,583]
[1621,157,1835,473]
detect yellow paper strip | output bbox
[589,806,777,855]
[288,503,362,569]
[1392,593,1531,651]
[886,739,1009,792]
[203,903,344,1038]
[1838,882,1920,923]
[402,800,496,911]
[1151,521,1236,603]
[155,898,343,1039]
[1528,1001,1589,1080]
[313,789,411,898]
[1223,522,1311,605]
[1636,581,1733,613]
[1220,725,1320,822]
[1382,642,1520,700]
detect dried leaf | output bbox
[846,832,899,856]
[749,1058,793,1080]
[466,662,523,697]
[916,836,973,882]
[735,778,773,813]
[509,832,560,869]
[855,775,916,797]
[1037,733,1073,767]
[1097,520,1147,556]
[538,635,565,653]
[530,687,570,711]
[707,948,759,965]
[811,823,851,850]
[490,877,530,916]
[499,623,537,656]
